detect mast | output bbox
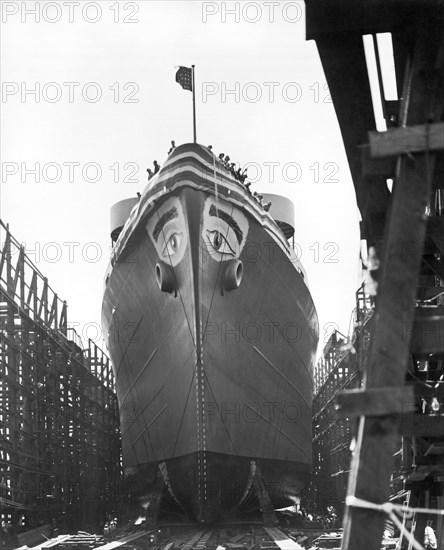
[192,65,197,143]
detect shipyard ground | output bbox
[9,518,400,550]
[12,521,347,550]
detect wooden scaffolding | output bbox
[305,1,444,548]
[311,287,373,517]
[0,220,121,540]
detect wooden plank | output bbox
[263,528,304,550]
[415,455,444,465]
[252,468,278,525]
[406,465,436,481]
[16,524,52,547]
[228,533,247,543]
[99,530,153,549]
[0,231,11,287]
[182,531,205,549]
[93,543,122,550]
[196,531,213,548]
[405,480,444,492]
[305,0,443,37]
[400,415,444,442]
[361,144,396,177]
[336,386,414,417]
[369,122,444,158]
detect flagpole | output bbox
[192,64,197,143]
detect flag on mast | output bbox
[175,66,193,91]
[175,65,197,143]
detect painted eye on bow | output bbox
[206,230,235,257]
[162,232,182,257]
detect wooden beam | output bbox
[263,528,304,550]
[336,386,415,417]
[12,248,25,307]
[305,0,444,38]
[26,271,38,314]
[38,277,48,324]
[59,300,68,333]
[48,293,58,330]
[415,455,444,465]
[400,414,444,437]
[405,480,444,492]
[252,467,278,526]
[361,144,396,177]
[98,530,154,550]
[406,465,437,481]
[0,231,11,286]
[369,122,444,158]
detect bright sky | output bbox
[1,0,361,355]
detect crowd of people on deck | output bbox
[214,149,272,212]
[142,141,273,213]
